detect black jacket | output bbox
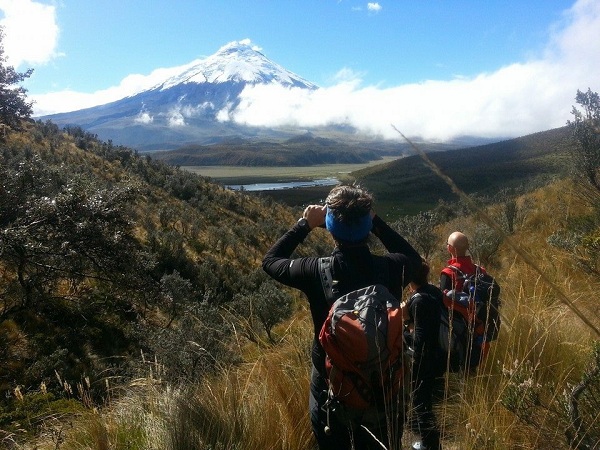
[407,283,444,380]
[262,215,421,380]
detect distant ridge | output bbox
[151,133,463,167]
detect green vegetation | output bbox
[352,126,574,218]
[6,173,598,450]
[568,88,600,193]
[0,120,331,445]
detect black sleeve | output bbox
[262,224,330,340]
[262,223,321,294]
[440,273,452,291]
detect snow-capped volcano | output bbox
[40,40,319,150]
[157,41,317,90]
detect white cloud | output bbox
[134,104,153,124]
[167,109,186,127]
[233,60,572,141]
[229,0,600,141]
[0,0,60,67]
[367,3,382,13]
[134,112,153,124]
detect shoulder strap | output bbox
[318,256,336,305]
[408,292,424,307]
[318,255,390,306]
[451,263,487,276]
[447,264,467,278]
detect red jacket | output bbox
[440,256,485,292]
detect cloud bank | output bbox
[229,0,600,141]
[16,0,600,142]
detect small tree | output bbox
[497,186,530,234]
[567,88,600,193]
[0,27,34,130]
[230,279,293,344]
[469,223,503,267]
[253,281,293,343]
[393,210,441,259]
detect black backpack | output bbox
[439,265,501,372]
[449,265,501,342]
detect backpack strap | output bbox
[446,264,472,292]
[447,264,467,278]
[318,256,336,305]
[405,292,423,324]
[449,264,486,276]
[318,255,389,306]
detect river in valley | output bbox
[226,178,339,191]
[183,156,400,192]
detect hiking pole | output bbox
[392,125,600,338]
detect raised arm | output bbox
[262,205,325,289]
[371,214,421,267]
[262,222,310,286]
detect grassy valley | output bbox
[151,133,460,167]
[157,128,577,221]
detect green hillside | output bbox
[0,121,331,429]
[351,127,573,217]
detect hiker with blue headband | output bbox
[263,184,422,450]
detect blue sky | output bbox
[1,0,599,141]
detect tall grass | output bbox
[162,315,314,450]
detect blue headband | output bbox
[325,207,372,243]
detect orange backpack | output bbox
[318,257,405,411]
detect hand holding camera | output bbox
[302,204,327,230]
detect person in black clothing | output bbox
[262,185,421,450]
[404,260,444,450]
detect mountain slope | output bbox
[39,41,318,150]
[350,126,574,216]
[0,121,331,406]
